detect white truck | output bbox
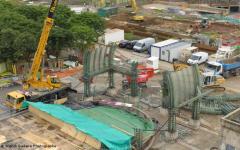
[133,38,155,53]
[211,46,236,60]
[205,57,240,78]
[187,52,208,65]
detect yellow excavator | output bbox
[130,0,144,21]
[23,0,61,90]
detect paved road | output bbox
[115,48,174,71]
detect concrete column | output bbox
[164,131,178,141]
[189,118,200,129]
[129,96,139,106]
[106,88,117,97]
[165,109,178,141]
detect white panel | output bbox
[151,47,160,58]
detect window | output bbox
[17,97,25,104]
[226,144,235,150]
[162,51,165,55]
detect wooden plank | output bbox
[60,124,78,138]
[0,135,6,144]
[75,132,87,143]
[21,132,52,145]
[29,105,102,149]
[85,135,101,150]
[29,106,64,127]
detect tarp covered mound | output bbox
[78,106,155,137]
[28,102,131,150]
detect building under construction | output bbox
[0,0,240,149]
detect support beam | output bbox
[108,70,114,89]
[130,62,138,97]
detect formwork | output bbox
[28,101,155,150]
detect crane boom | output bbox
[29,0,58,81]
[25,0,61,90]
[130,0,138,13]
[129,0,144,21]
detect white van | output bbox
[133,38,155,53]
[187,52,208,65]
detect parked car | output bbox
[187,52,208,65]
[133,38,155,53]
[126,40,138,50]
[118,40,129,48]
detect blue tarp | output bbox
[28,102,131,150]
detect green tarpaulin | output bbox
[28,102,131,150]
[77,106,155,137]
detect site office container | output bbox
[150,39,192,63]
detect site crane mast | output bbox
[24,0,61,90]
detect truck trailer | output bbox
[205,57,240,78]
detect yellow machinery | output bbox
[130,0,144,21]
[172,59,189,71]
[100,0,105,7]
[23,0,61,90]
[5,91,26,110]
[202,73,225,91]
[172,59,225,90]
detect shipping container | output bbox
[149,39,192,63]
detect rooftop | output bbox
[152,39,179,47]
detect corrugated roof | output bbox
[152,39,179,47]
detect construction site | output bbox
[0,0,240,149]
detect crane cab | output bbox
[5,91,26,110]
[47,75,61,88]
[203,74,225,86]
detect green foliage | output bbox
[0,28,19,62]
[125,32,142,40]
[70,12,105,36]
[16,5,47,22]
[13,32,37,59]
[47,27,73,56]
[71,25,97,51]
[0,0,105,63]
[54,5,74,28]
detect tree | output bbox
[13,32,37,61]
[0,28,19,62]
[16,5,47,22]
[70,12,105,36]
[71,25,97,51]
[0,1,106,63]
[47,26,73,58]
[54,4,74,28]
